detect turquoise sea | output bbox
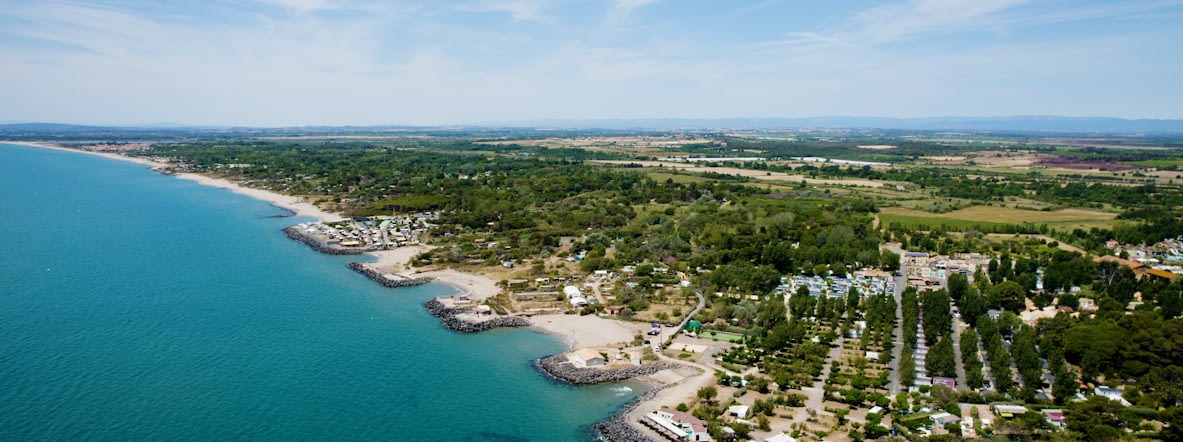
[0,144,636,440]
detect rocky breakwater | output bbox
[593,364,704,442]
[535,355,680,385]
[347,262,434,288]
[593,388,661,442]
[422,299,530,333]
[282,226,375,255]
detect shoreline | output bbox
[8,140,515,321]
[2,141,342,222]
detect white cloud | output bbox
[607,0,659,21]
[254,0,342,13]
[0,0,1180,124]
[460,0,553,22]
[849,0,1031,43]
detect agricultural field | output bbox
[880,206,1119,232]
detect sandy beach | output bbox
[368,246,434,272]
[171,172,341,222]
[366,246,505,301]
[5,141,342,222]
[530,314,648,349]
[368,243,655,352]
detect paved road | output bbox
[887,251,908,395]
[588,282,607,306]
[664,290,706,347]
[951,316,969,391]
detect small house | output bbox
[643,410,712,442]
[1042,409,1067,427]
[930,412,961,426]
[727,404,750,419]
[764,434,796,442]
[1095,387,1131,406]
[993,404,1028,417]
[570,348,605,367]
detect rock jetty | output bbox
[535,354,680,385]
[422,299,530,333]
[594,388,661,442]
[347,262,434,288]
[593,365,703,442]
[265,204,296,218]
[282,226,375,255]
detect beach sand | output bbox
[368,246,434,272]
[418,269,501,300]
[530,314,647,349]
[366,246,504,300]
[171,172,341,222]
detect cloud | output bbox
[849,0,1031,43]
[461,0,553,22]
[0,0,1180,124]
[607,0,659,20]
[254,0,343,13]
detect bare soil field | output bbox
[966,152,1041,168]
[1040,156,1136,171]
[476,136,717,153]
[883,206,1116,224]
[1038,138,1169,150]
[592,160,890,188]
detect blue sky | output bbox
[1,0,1181,126]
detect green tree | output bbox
[1066,395,1126,442]
[1063,321,1126,381]
[880,250,900,272]
[990,280,1027,313]
[960,328,985,389]
[900,345,916,386]
[697,386,717,403]
[1052,365,1077,405]
[757,296,788,330]
[927,335,957,378]
[1162,407,1183,442]
[947,273,969,302]
[960,288,990,327]
[922,289,953,343]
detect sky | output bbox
[1,0,1181,126]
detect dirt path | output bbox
[804,336,845,410]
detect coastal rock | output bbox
[265,204,296,218]
[283,226,376,255]
[593,386,663,442]
[423,299,530,333]
[535,354,680,385]
[347,262,434,288]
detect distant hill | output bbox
[484,116,1183,134]
[4,116,1183,135]
[0,122,112,132]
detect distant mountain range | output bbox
[3,116,1183,134]
[484,116,1183,133]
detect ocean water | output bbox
[0,144,637,441]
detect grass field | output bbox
[880,206,1118,232]
[1126,159,1183,168]
[701,330,745,343]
